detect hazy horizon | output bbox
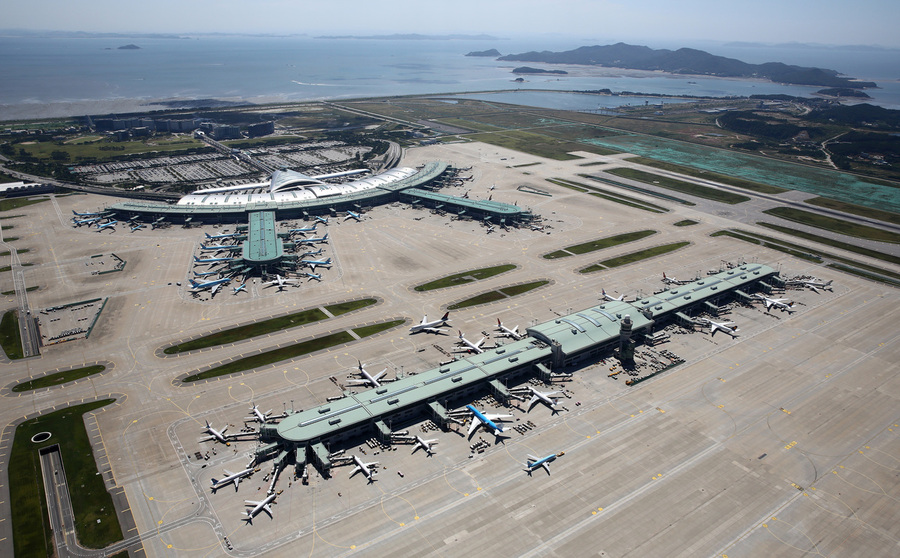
[4,0,898,49]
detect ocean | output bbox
[1,35,898,120]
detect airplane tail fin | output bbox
[441,312,450,322]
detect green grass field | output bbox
[0,310,23,359]
[12,364,106,392]
[546,178,668,213]
[627,156,789,194]
[164,298,377,354]
[414,265,516,291]
[10,399,122,557]
[606,168,751,205]
[762,207,900,244]
[183,320,404,382]
[580,242,691,273]
[543,230,656,259]
[0,197,49,212]
[803,197,900,227]
[18,136,204,162]
[447,280,549,310]
[755,222,900,266]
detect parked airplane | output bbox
[288,224,317,235]
[263,275,298,291]
[662,272,689,285]
[193,269,221,278]
[602,289,625,302]
[800,279,833,293]
[73,209,102,217]
[525,452,565,476]
[344,210,362,222]
[409,312,451,334]
[696,317,739,338]
[300,248,325,258]
[754,294,794,313]
[348,455,378,483]
[232,283,247,295]
[496,319,522,340]
[211,467,254,492]
[194,255,236,264]
[205,231,242,240]
[150,217,168,229]
[130,224,144,232]
[525,386,564,413]
[456,330,485,354]
[247,404,273,424]
[243,493,276,523]
[300,257,331,271]
[411,436,438,456]
[314,215,328,225]
[298,233,328,245]
[200,244,240,253]
[96,220,117,232]
[348,361,387,388]
[201,421,230,446]
[72,217,101,227]
[189,277,231,296]
[465,405,512,438]
[302,272,322,282]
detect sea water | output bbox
[1,35,898,120]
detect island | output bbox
[499,43,876,89]
[512,66,568,75]
[117,44,141,50]
[466,49,501,57]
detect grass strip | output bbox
[673,220,698,227]
[164,298,376,354]
[448,280,549,309]
[804,197,900,227]
[543,230,656,259]
[583,174,695,206]
[762,207,900,244]
[0,198,49,212]
[826,263,900,287]
[11,399,122,557]
[607,168,751,205]
[627,156,788,195]
[2,285,39,295]
[0,310,24,359]
[183,320,404,382]
[12,365,106,392]
[580,242,690,273]
[414,264,516,291]
[755,223,900,266]
[710,230,822,262]
[548,177,669,213]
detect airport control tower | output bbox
[617,313,635,365]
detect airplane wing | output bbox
[421,327,446,335]
[541,462,551,474]
[262,504,274,518]
[482,413,512,422]
[467,418,482,438]
[211,284,221,296]
[372,369,387,381]
[527,395,540,411]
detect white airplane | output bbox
[194,255,236,264]
[243,493,276,522]
[205,231,242,240]
[662,272,689,285]
[411,436,438,456]
[348,361,387,388]
[201,421,230,446]
[495,319,522,340]
[465,405,512,438]
[601,289,625,302]
[696,317,739,338]
[525,386,564,413]
[247,404,272,423]
[200,243,240,253]
[232,283,247,295]
[73,209,102,217]
[73,216,101,227]
[193,269,221,277]
[298,233,328,245]
[348,455,379,483]
[189,277,231,296]
[302,272,322,282]
[96,220,117,232]
[754,294,794,313]
[801,279,833,293]
[288,224,317,235]
[263,275,298,291]
[344,210,362,222]
[300,248,325,258]
[409,312,450,334]
[456,330,485,354]
[525,452,565,476]
[300,257,332,271]
[211,467,254,492]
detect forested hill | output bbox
[498,43,876,89]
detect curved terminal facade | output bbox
[256,263,779,476]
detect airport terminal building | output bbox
[254,263,779,477]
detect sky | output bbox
[4,0,898,48]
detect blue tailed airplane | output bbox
[205,231,242,240]
[465,404,512,439]
[525,452,565,476]
[189,277,231,296]
[302,272,322,282]
[72,217,101,227]
[299,248,325,258]
[288,224,317,235]
[298,233,328,245]
[130,223,144,232]
[313,215,328,225]
[73,209,102,217]
[232,283,247,295]
[300,257,331,271]
[344,210,362,222]
[194,255,237,265]
[200,244,240,253]
[193,269,221,278]
[96,220,117,232]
